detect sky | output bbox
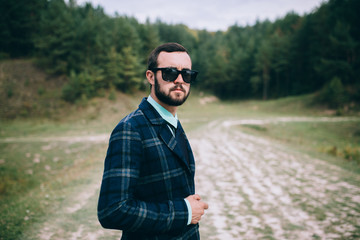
[74,0,326,31]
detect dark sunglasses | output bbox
[152,67,198,83]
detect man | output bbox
[97,42,209,240]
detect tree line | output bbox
[1,0,359,109]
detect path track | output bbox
[21,117,360,239]
[192,119,360,239]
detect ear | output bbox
[146,70,155,86]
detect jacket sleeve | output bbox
[97,121,188,235]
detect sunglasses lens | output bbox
[162,68,178,82]
[181,70,194,83]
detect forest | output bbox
[1,0,359,110]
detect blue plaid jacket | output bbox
[98,98,199,240]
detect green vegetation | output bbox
[1,0,360,110]
[0,137,107,239]
[239,117,360,169]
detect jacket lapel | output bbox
[139,98,194,173]
[158,123,193,173]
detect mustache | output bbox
[170,85,186,92]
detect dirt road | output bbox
[192,119,360,239]
[28,118,360,240]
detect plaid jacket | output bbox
[98,98,199,240]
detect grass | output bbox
[1,91,360,239]
[239,120,360,172]
[0,137,107,239]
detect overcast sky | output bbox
[75,0,326,31]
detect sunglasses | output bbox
[152,67,198,83]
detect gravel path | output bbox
[23,117,360,240]
[191,119,360,239]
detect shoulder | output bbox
[109,98,166,141]
[115,98,164,129]
[106,110,144,146]
[110,99,152,133]
[112,108,145,133]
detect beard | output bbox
[154,76,190,106]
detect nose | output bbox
[174,72,185,84]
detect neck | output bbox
[150,92,177,116]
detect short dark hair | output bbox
[147,42,189,70]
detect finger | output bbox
[193,194,201,200]
[203,202,209,209]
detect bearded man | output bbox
[97,42,208,240]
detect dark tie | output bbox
[174,125,190,165]
[168,124,176,136]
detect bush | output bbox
[343,146,360,164]
[61,72,82,103]
[316,76,348,109]
[323,145,360,165]
[61,69,100,103]
[108,87,117,101]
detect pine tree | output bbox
[35,0,76,74]
[116,47,142,92]
[0,0,46,58]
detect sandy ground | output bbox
[20,117,360,240]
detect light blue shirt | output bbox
[147,95,178,131]
[147,95,192,225]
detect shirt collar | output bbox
[147,95,178,128]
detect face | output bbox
[148,51,192,107]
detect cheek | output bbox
[162,83,172,91]
[184,84,191,92]
[157,82,171,93]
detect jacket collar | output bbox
[139,97,166,126]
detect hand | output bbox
[185,194,209,224]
